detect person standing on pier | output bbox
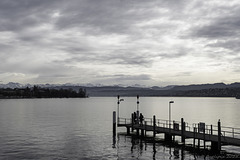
[133,112,137,124]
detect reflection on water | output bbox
[114,133,240,160]
[1,97,240,159]
[114,134,217,160]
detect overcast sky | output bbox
[0,0,240,86]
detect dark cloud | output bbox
[157,50,189,59]
[190,3,240,40]
[56,51,154,67]
[192,17,240,39]
[54,0,189,35]
[0,0,61,31]
[207,39,240,53]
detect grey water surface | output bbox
[0,97,240,159]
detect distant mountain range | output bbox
[170,82,240,91]
[1,82,240,97]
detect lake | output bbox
[0,97,240,159]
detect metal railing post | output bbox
[233,128,234,138]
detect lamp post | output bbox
[169,101,174,129]
[117,95,124,124]
[117,95,120,124]
[137,95,139,124]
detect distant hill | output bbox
[81,82,240,97]
[1,82,240,97]
[83,86,240,97]
[170,83,240,91]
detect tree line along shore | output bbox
[0,86,87,98]
[1,85,240,98]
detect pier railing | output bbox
[118,117,240,139]
[192,123,240,139]
[118,117,131,124]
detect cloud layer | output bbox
[0,0,240,86]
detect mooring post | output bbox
[218,119,221,151]
[153,115,156,138]
[113,111,116,136]
[181,118,185,144]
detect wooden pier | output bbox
[113,95,240,153]
[114,114,240,152]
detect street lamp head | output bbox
[169,101,174,103]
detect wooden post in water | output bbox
[181,118,185,144]
[113,111,116,136]
[153,115,156,138]
[218,120,221,151]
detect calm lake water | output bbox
[0,97,240,159]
